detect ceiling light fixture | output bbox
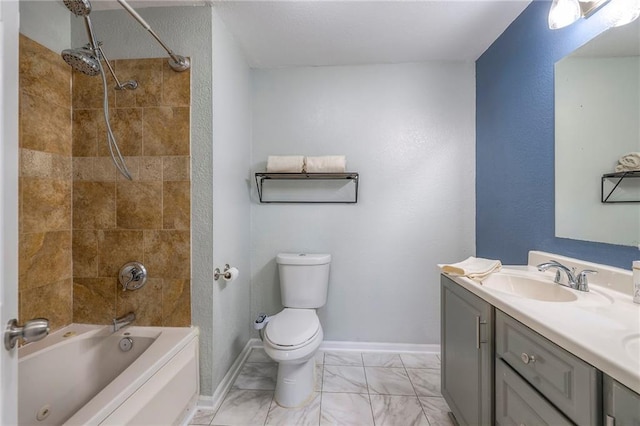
[548,0,611,29]
[548,0,582,29]
[605,0,640,27]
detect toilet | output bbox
[261,253,331,408]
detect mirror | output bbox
[555,19,640,247]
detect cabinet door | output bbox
[495,359,572,426]
[441,275,493,426]
[604,375,640,426]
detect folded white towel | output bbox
[266,156,305,173]
[438,257,502,280]
[305,156,346,173]
[616,153,640,172]
[619,152,640,168]
[615,164,640,173]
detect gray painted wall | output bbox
[20,0,70,53]
[210,9,253,393]
[251,62,476,344]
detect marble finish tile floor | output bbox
[190,349,454,426]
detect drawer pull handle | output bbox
[520,352,536,364]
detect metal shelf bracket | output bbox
[255,172,359,204]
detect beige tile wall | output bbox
[18,35,191,331]
[71,57,191,327]
[18,35,73,331]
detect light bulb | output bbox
[606,0,640,27]
[548,0,582,29]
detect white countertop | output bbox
[444,251,640,394]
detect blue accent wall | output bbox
[476,0,639,269]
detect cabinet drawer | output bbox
[496,310,601,426]
[496,359,572,426]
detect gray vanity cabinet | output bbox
[604,375,640,425]
[441,275,494,426]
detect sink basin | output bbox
[479,271,578,302]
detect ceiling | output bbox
[91,0,532,68]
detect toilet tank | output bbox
[276,253,331,308]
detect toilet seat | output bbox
[264,308,320,350]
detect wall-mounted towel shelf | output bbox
[601,171,640,203]
[255,172,359,204]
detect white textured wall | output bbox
[556,57,640,247]
[20,0,70,53]
[71,6,218,395]
[210,9,252,392]
[251,63,476,344]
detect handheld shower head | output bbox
[63,0,92,17]
[61,48,101,76]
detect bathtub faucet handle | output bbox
[4,317,50,351]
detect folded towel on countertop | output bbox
[305,155,346,173]
[266,155,305,173]
[438,257,502,280]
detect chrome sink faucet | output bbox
[536,260,597,292]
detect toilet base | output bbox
[274,358,315,408]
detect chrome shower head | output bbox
[61,48,100,76]
[63,0,92,17]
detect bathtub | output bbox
[18,323,199,425]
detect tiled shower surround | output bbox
[18,34,191,331]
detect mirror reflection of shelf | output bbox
[601,171,640,203]
[255,172,359,204]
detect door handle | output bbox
[4,318,49,351]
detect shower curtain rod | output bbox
[116,0,191,72]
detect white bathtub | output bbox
[18,324,199,425]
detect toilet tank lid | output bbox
[276,253,331,265]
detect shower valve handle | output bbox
[119,261,148,291]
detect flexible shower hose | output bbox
[98,59,132,180]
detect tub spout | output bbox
[113,312,135,332]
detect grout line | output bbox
[262,392,275,426]
[317,356,324,426]
[402,353,432,425]
[360,351,378,426]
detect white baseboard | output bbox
[200,338,256,412]
[245,338,439,353]
[320,340,440,354]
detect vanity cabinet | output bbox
[604,375,640,425]
[441,275,494,426]
[496,310,601,426]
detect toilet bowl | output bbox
[263,308,323,407]
[260,253,331,408]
